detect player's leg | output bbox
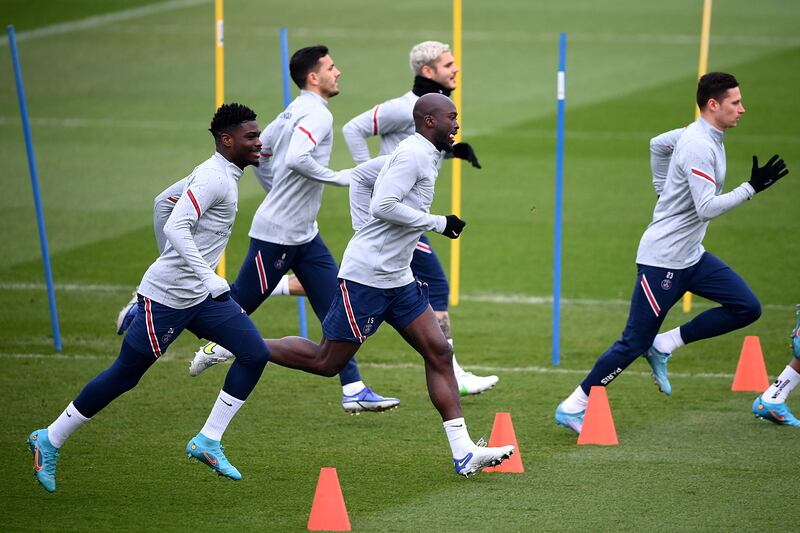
[753,304,800,426]
[189,238,295,375]
[556,265,684,433]
[28,296,190,492]
[388,281,514,476]
[293,234,399,412]
[184,297,272,479]
[412,234,498,396]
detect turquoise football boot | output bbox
[555,403,584,434]
[644,346,672,396]
[28,429,59,493]
[752,396,800,427]
[186,433,242,480]
[791,304,800,358]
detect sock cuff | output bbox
[68,401,91,422]
[219,390,245,407]
[443,417,465,428]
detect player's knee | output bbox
[318,357,345,377]
[428,340,454,368]
[738,295,762,325]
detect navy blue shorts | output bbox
[124,294,251,359]
[322,279,430,343]
[411,233,449,311]
[230,234,338,321]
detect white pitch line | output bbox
[0,352,736,380]
[0,281,795,311]
[0,0,210,46]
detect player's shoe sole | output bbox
[644,346,672,396]
[115,291,138,335]
[342,387,400,414]
[186,433,242,480]
[454,444,515,477]
[28,428,59,493]
[457,372,499,396]
[189,342,233,377]
[752,395,800,427]
[555,402,584,434]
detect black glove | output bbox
[451,142,481,169]
[748,154,789,193]
[212,291,231,302]
[441,214,466,239]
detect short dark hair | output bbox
[697,72,739,110]
[209,102,257,140]
[289,45,329,89]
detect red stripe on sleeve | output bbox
[691,168,716,185]
[372,105,380,135]
[298,126,317,145]
[186,188,202,218]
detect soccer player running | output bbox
[260,93,514,477]
[555,72,790,433]
[340,40,498,397]
[189,45,399,414]
[28,104,271,492]
[752,306,800,426]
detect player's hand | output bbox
[441,214,466,239]
[452,142,481,169]
[206,274,230,301]
[748,154,789,193]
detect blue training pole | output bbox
[7,25,62,352]
[280,27,309,339]
[552,32,566,366]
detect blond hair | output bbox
[409,41,451,76]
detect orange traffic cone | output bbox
[307,467,351,531]
[577,386,618,446]
[732,336,770,392]
[483,412,524,473]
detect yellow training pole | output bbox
[683,0,712,313]
[449,0,463,306]
[215,0,226,278]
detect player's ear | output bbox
[220,131,234,148]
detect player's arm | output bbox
[252,119,278,193]
[162,175,229,298]
[349,155,389,231]
[343,100,412,164]
[286,113,349,187]
[370,150,446,232]
[684,144,755,222]
[152,177,189,254]
[649,127,685,196]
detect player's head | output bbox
[413,93,459,152]
[209,103,261,169]
[290,45,340,99]
[410,41,459,91]
[697,72,745,130]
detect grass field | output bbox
[2,0,799,530]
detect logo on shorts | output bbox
[274,252,287,270]
[162,327,175,344]
[362,317,375,335]
[661,271,674,290]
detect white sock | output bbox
[200,390,244,441]
[443,417,473,458]
[342,380,365,396]
[273,274,291,296]
[561,385,589,413]
[47,402,90,448]
[763,365,800,404]
[653,327,684,354]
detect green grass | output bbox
[2,0,800,530]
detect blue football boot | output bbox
[752,396,800,427]
[342,387,400,414]
[555,403,584,434]
[644,346,672,396]
[186,433,242,480]
[28,429,59,493]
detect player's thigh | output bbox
[187,297,268,362]
[687,252,759,309]
[123,295,194,359]
[322,279,390,344]
[230,238,296,314]
[293,235,340,321]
